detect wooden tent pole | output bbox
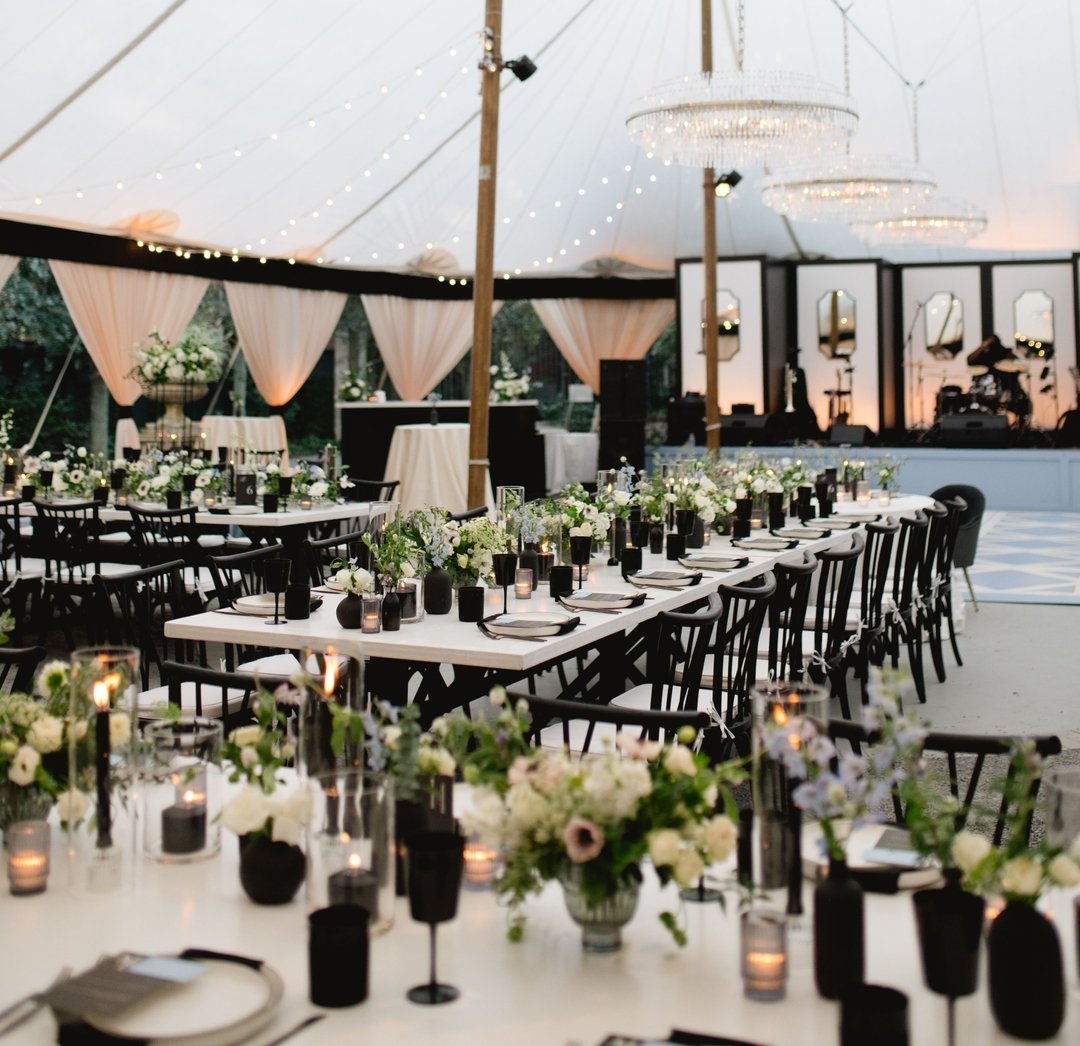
[701,0,721,452]
[467,0,503,511]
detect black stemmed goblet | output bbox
[569,534,592,590]
[182,472,197,505]
[491,552,517,615]
[279,474,293,511]
[405,831,464,1005]
[263,557,291,625]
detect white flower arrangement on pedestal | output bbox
[129,325,225,387]
[490,352,533,402]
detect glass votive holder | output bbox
[741,909,787,1001]
[463,833,498,889]
[361,594,383,633]
[514,568,533,599]
[300,497,314,510]
[202,494,216,510]
[855,480,872,503]
[7,820,50,895]
[142,717,223,863]
[878,489,892,507]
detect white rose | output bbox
[456,553,469,569]
[613,490,631,506]
[221,787,271,836]
[231,725,262,747]
[951,830,992,872]
[308,481,329,498]
[7,745,40,786]
[1048,854,1080,887]
[27,714,64,753]
[277,788,312,825]
[56,788,90,825]
[383,725,403,749]
[702,815,737,862]
[672,848,705,887]
[400,561,416,579]
[1001,855,1043,898]
[109,714,131,747]
[270,815,301,846]
[240,746,259,769]
[568,524,591,537]
[648,828,681,867]
[664,744,697,777]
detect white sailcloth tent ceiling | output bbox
[0,0,1076,276]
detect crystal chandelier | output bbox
[760,155,936,222]
[625,1,857,169]
[849,198,989,246]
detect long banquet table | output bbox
[2,794,1077,1045]
[165,497,932,722]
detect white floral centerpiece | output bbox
[221,687,310,846]
[444,688,742,947]
[490,352,533,402]
[130,325,225,388]
[332,563,375,596]
[558,483,612,543]
[337,367,371,402]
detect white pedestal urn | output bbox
[142,382,208,441]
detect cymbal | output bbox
[968,365,989,376]
[995,359,1029,373]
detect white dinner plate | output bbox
[322,578,344,592]
[807,517,861,529]
[87,957,284,1045]
[228,505,260,515]
[802,822,940,891]
[232,593,279,615]
[773,526,828,540]
[626,569,702,589]
[677,554,749,572]
[483,611,579,637]
[558,590,647,610]
[833,507,886,520]
[732,536,799,552]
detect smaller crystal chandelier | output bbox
[760,156,936,222]
[850,197,989,246]
[625,0,857,169]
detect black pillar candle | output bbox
[456,585,485,622]
[328,864,379,918]
[93,686,112,849]
[161,804,207,855]
[548,565,573,598]
[665,533,685,560]
[620,546,642,578]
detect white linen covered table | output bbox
[197,415,289,467]
[383,422,495,515]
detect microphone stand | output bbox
[903,298,928,436]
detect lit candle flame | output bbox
[347,853,362,871]
[323,655,337,697]
[92,681,110,711]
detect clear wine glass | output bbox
[405,831,464,1005]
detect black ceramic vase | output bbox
[813,856,865,1000]
[674,509,696,537]
[336,593,364,629]
[238,834,305,905]
[518,545,539,590]
[687,515,706,548]
[382,589,402,631]
[648,523,664,555]
[423,566,453,615]
[913,877,984,1000]
[987,900,1065,1040]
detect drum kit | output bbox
[909,358,1033,430]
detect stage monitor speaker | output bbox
[938,413,1009,448]
[720,413,773,446]
[599,360,646,421]
[829,424,874,446]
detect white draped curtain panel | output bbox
[531,298,675,393]
[362,294,501,401]
[49,261,209,405]
[0,255,19,293]
[225,282,346,406]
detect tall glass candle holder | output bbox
[305,769,395,936]
[496,486,525,546]
[68,647,140,893]
[143,718,223,862]
[741,909,787,1000]
[751,682,828,896]
[7,820,50,895]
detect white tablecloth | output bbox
[542,429,599,493]
[384,422,495,515]
[197,415,289,468]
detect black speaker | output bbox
[720,413,773,446]
[938,413,1009,448]
[599,419,645,472]
[829,424,874,446]
[600,360,646,421]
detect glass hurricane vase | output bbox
[558,866,642,953]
